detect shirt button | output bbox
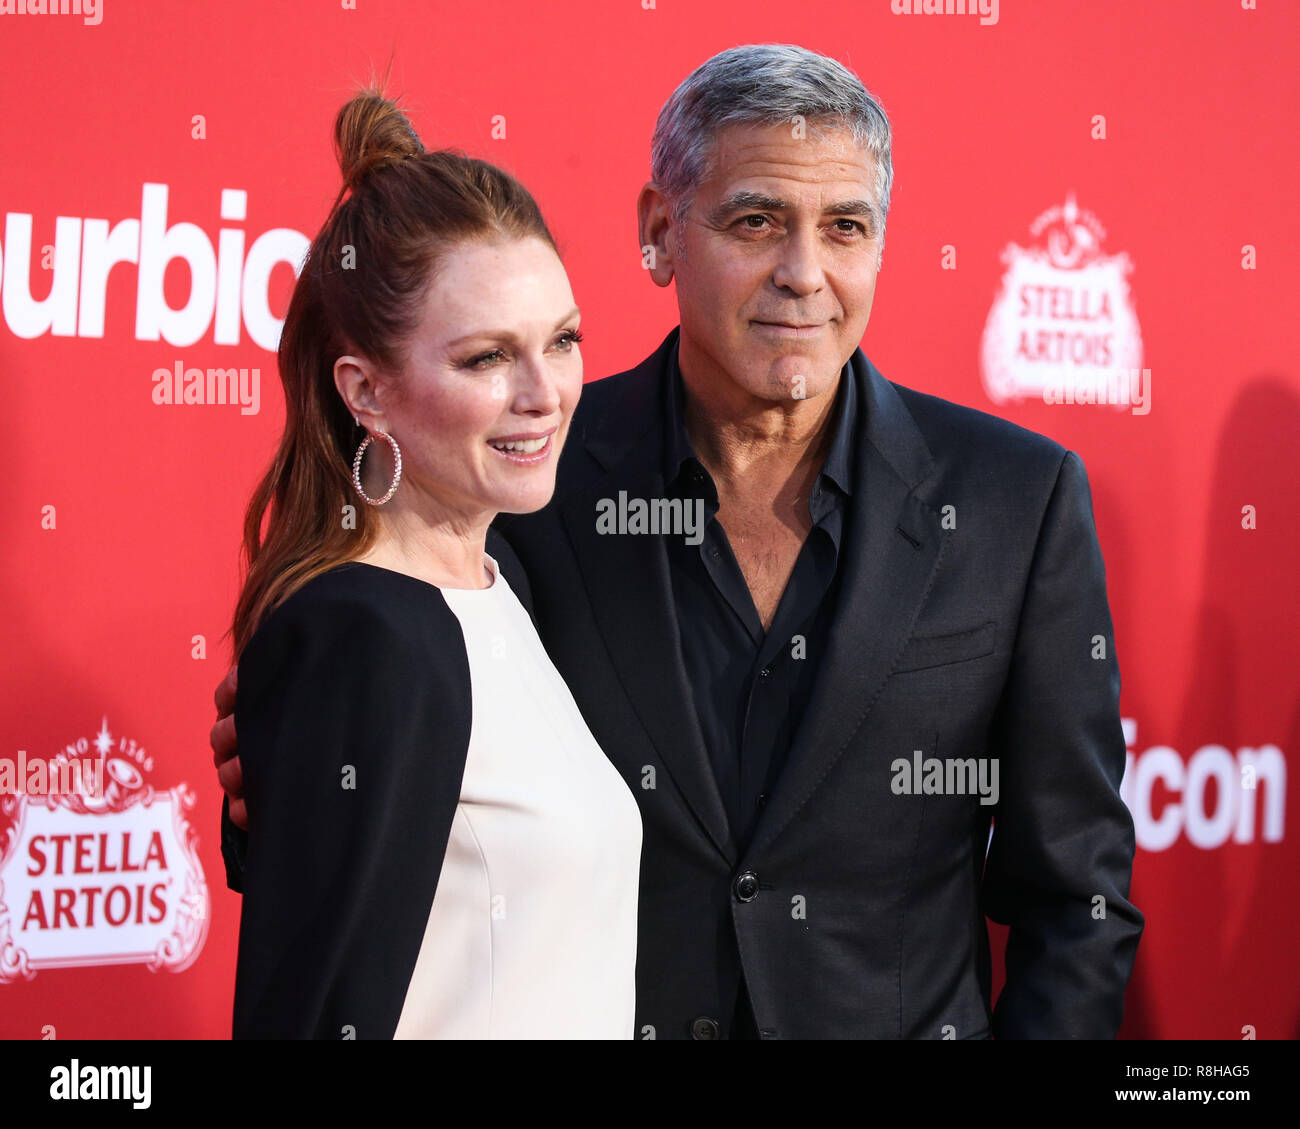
[690,1016,720,1040]
[756,793,768,809]
[733,871,760,902]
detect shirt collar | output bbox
[818,356,857,497]
[664,341,698,488]
[664,338,858,497]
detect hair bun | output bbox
[334,89,425,193]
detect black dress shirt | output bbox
[664,346,859,1040]
[662,343,858,853]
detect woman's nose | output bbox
[511,358,563,414]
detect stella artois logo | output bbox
[980,194,1145,410]
[0,718,209,981]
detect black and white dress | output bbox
[230,543,641,1039]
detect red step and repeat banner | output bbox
[1,1,1296,1040]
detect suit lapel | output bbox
[560,335,736,865]
[745,354,949,859]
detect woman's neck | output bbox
[357,502,495,590]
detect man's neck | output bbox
[680,368,840,501]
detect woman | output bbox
[229,87,641,1039]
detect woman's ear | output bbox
[334,355,386,433]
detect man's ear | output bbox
[637,182,679,289]
[333,355,387,434]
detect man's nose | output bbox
[770,225,826,295]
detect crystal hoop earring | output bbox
[352,430,402,506]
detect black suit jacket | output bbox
[493,327,1142,1039]
[223,329,1142,1039]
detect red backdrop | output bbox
[1,0,1296,1040]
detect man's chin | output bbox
[739,352,842,403]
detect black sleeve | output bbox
[231,585,471,1039]
[220,543,519,900]
[982,451,1144,1039]
[220,794,247,894]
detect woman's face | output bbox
[353,235,583,521]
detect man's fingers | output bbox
[217,754,244,799]
[214,667,237,716]
[210,713,238,767]
[210,674,245,825]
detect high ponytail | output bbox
[334,91,425,195]
[230,81,559,657]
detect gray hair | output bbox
[651,44,894,248]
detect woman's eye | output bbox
[555,329,584,350]
[465,349,505,369]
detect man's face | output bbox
[658,121,883,405]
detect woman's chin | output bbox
[489,481,559,516]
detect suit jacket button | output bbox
[734,871,759,902]
[690,1016,720,1040]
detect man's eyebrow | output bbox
[706,190,789,223]
[824,198,879,220]
[706,191,880,230]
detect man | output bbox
[214,43,1142,1039]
